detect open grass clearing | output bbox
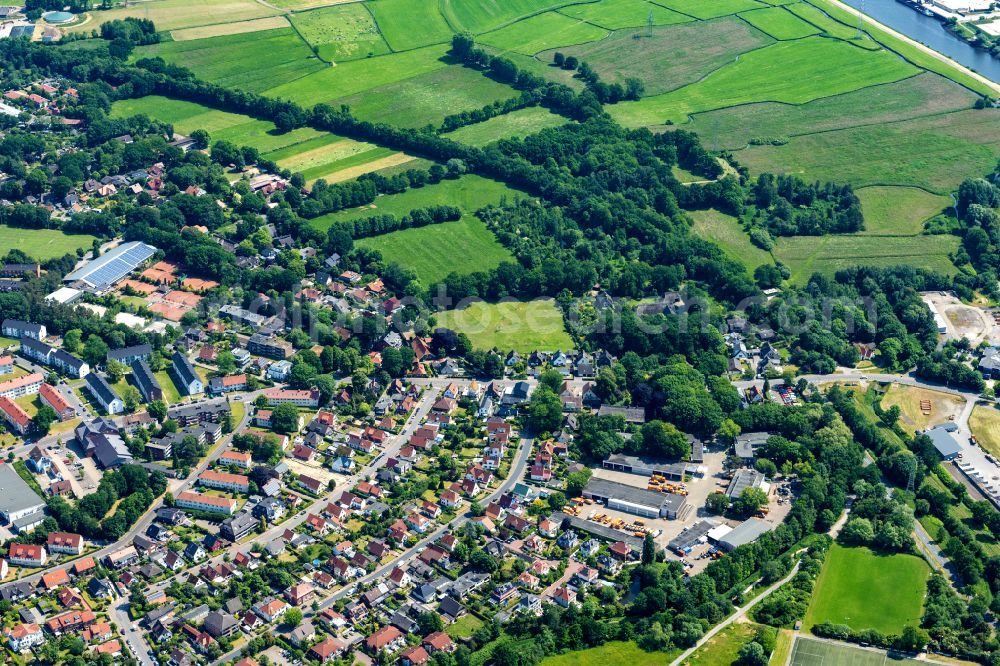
[687,623,767,666]
[610,37,919,126]
[774,234,958,284]
[364,0,453,50]
[442,0,574,33]
[970,404,1000,459]
[171,16,290,40]
[855,186,950,236]
[880,384,965,434]
[332,64,519,129]
[687,208,773,273]
[479,12,609,56]
[443,106,569,146]
[655,0,766,19]
[541,641,681,666]
[291,4,390,61]
[539,17,773,97]
[0,225,95,261]
[790,636,923,666]
[358,215,515,284]
[67,0,280,32]
[437,299,573,352]
[558,0,691,30]
[681,73,978,151]
[134,29,325,93]
[802,543,929,634]
[264,44,450,107]
[738,6,821,39]
[736,108,1000,194]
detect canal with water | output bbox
[836,0,1000,84]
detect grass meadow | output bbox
[291,4,390,61]
[970,405,1000,459]
[133,29,325,92]
[541,641,681,666]
[610,37,919,126]
[442,0,572,34]
[443,106,569,146]
[67,0,280,32]
[263,134,405,184]
[686,624,769,666]
[855,186,950,235]
[0,225,95,261]
[738,6,820,39]
[655,0,766,19]
[365,0,454,50]
[785,2,879,46]
[802,544,930,634]
[539,17,773,96]
[480,12,609,55]
[687,209,773,272]
[170,16,289,41]
[437,299,574,352]
[557,0,691,30]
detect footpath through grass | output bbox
[802,543,929,635]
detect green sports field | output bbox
[0,225,95,261]
[437,299,574,353]
[790,637,922,666]
[443,107,569,146]
[291,4,390,62]
[802,544,930,634]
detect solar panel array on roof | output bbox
[64,241,156,291]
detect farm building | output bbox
[582,477,686,519]
[923,423,963,460]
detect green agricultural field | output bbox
[682,73,978,151]
[291,4,390,61]
[67,0,280,32]
[133,29,325,93]
[737,108,1000,194]
[111,96,333,154]
[738,6,820,40]
[0,225,95,261]
[170,16,290,41]
[610,37,919,126]
[558,0,691,30]
[442,0,571,34]
[443,107,569,146]
[785,2,878,46]
[688,209,773,272]
[774,233,958,284]
[267,0,341,9]
[437,299,573,352]
[803,544,930,634]
[264,134,403,184]
[357,216,514,284]
[263,44,451,107]
[479,12,609,55]
[541,641,681,666]
[790,636,923,666]
[331,65,520,128]
[539,17,773,97]
[365,0,454,50]
[855,186,950,235]
[655,0,766,19]
[311,174,521,228]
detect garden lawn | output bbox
[446,614,484,639]
[610,37,919,126]
[479,12,609,55]
[738,6,820,40]
[737,108,1000,194]
[655,0,766,19]
[773,234,958,284]
[364,0,454,50]
[558,0,691,30]
[133,29,324,93]
[539,17,773,96]
[682,73,977,151]
[331,65,520,128]
[66,0,280,32]
[443,106,569,145]
[855,186,950,235]
[263,44,451,107]
[970,405,1000,459]
[154,371,183,404]
[688,209,773,272]
[802,543,929,635]
[357,215,514,284]
[541,641,681,666]
[437,299,573,352]
[291,4,390,61]
[0,225,95,261]
[442,0,573,33]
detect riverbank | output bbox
[822,0,1000,95]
